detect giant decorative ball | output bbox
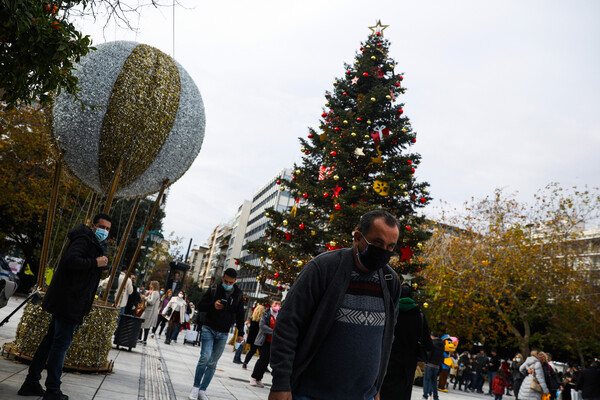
[53,41,205,198]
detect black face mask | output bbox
[356,232,395,271]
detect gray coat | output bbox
[141,291,160,329]
[518,356,549,400]
[269,247,400,393]
[254,308,276,347]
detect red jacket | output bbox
[493,376,509,395]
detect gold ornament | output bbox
[343,120,348,124]
[297,261,304,266]
[370,97,376,102]
[386,95,391,100]
[371,56,376,60]
[333,175,340,181]
[403,191,408,196]
[352,185,357,190]
[295,169,301,174]
[260,256,265,262]
[400,184,405,189]
[265,212,270,217]
[311,230,316,236]
[417,242,423,249]
[283,220,288,226]
[351,132,357,137]
[273,280,278,285]
[301,147,305,152]
[280,186,285,191]
[333,81,338,86]
[325,102,330,107]
[366,45,371,48]
[268,247,273,253]
[373,180,390,196]
[412,282,418,289]
[389,64,394,68]
[309,211,314,216]
[330,240,337,247]
[423,302,429,308]
[366,120,372,124]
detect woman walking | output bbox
[518,350,549,400]
[162,290,187,345]
[139,281,160,344]
[242,304,265,369]
[153,289,172,338]
[249,299,280,388]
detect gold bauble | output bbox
[256,276,261,281]
[371,56,376,60]
[400,184,405,189]
[402,128,407,133]
[343,120,348,124]
[389,64,394,68]
[297,261,304,267]
[283,220,288,226]
[333,81,338,86]
[309,211,314,216]
[352,185,357,190]
[325,102,330,107]
[333,175,339,181]
[366,45,371,48]
[268,247,273,253]
[311,230,316,236]
[403,191,408,196]
[273,280,278,285]
[260,257,265,262]
[386,95,391,100]
[330,241,337,246]
[295,169,301,174]
[412,282,418,289]
[280,186,285,191]
[265,212,270,217]
[351,132,357,137]
[417,242,423,249]
[364,134,370,139]
[366,120,372,124]
[423,302,429,308]
[301,147,305,152]
[370,97,376,102]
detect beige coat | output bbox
[140,291,160,329]
[162,296,187,324]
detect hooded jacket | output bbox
[196,284,244,334]
[42,224,105,324]
[269,247,400,394]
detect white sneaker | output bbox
[188,386,199,399]
[249,377,258,386]
[198,390,209,400]
[256,380,264,388]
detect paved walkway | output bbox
[1,295,492,399]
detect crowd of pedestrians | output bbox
[11,210,600,400]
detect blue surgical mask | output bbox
[222,283,234,291]
[160,291,164,295]
[95,228,109,242]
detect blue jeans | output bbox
[293,396,374,400]
[233,341,244,362]
[26,316,78,394]
[193,326,228,390]
[423,365,440,400]
[488,371,497,394]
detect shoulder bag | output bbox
[531,370,543,393]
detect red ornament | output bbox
[417,267,422,272]
[276,180,281,184]
[308,132,314,138]
[420,197,427,204]
[332,185,343,198]
[412,138,417,143]
[330,150,337,157]
[360,46,364,50]
[305,150,310,155]
[357,117,362,122]
[302,193,308,199]
[334,204,341,210]
[334,127,340,131]
[274,273,279,278]
[376,32,381,36]
[406,226,412,231]
[398,108,404,114]
[285,232,292,241]
[321,112,327,118]
[411,168,416,173]
[299,223,305,230]
[292,176,296,180]
[395,82,401,87]
[323,192,329,198]
[362,72,369,77]
[346,70,351,75]
[399,246,415,262]
[343,92,347,96]
[235,260,239,265]
[277,285,283,291]
[407,160,412,165]
[399,75,404,81]
[377,42,382,46]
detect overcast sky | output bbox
[78,0,600,247]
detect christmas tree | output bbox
[242,21,431,292]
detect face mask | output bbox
[94,228,109,242]
[272,305,281,313]
[160,291,164,295]
[178,294,184,298]
[516,358,521,362]
[356,232,394,271]
[222,283,234,291]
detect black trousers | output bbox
[251,342,271,381]
[380,356,418,400]
[244,343,260,364]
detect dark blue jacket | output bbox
[42,225,104,324]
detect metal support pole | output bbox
[103,158,124,214]
[37,158,62,288]
[114,179,169,306]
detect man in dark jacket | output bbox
[18,213,111,400]
[488,349,501,394]
[423,333,445,400]
[188,268,244,400]
[381,285,433,400]
[268,210,402,400]
[575,360,600,400]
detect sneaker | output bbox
[18,380,46,396]
[242,363,247,369]
[43,391,68,400]
[255,380,265,388]
[188,387,199,400]
[249,377,259,386]
[142,341,147,345]
[233,359,243,364]
[198,390,209,400]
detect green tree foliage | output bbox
[423,185,600,363]
[242,24,431,289]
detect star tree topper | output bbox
[369,20,389,36]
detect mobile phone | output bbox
[220,298,227,304]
